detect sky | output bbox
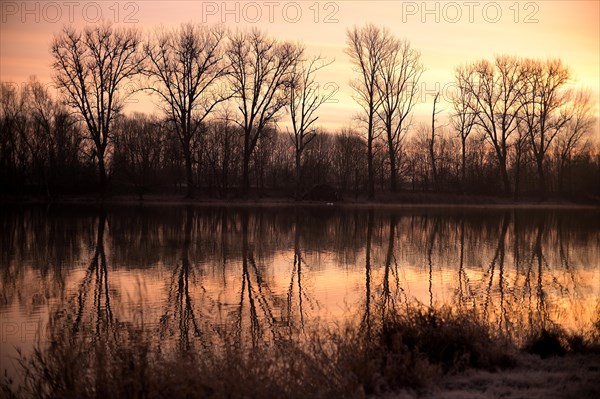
[1,0,599,136]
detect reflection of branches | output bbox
[220,209,229,287]
[382,216,395,310]
[0,212,27,308]
[497,213,509,332]
[456,219,474,310]
[240,246,260,347]
[361,210,374,335]
[557,216,582,301]
[72,211,113,339]
[286,211,314,332]
[533,218,550,330]
[519,216,550,334]
[427,216,439,308]
[381,214,403,321]
[483,213,509,326]
[159,207,207,352]
[237,210,279,348]
[249,252,276,332]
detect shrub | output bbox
[1,304,520,399]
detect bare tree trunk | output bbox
[363,210,374,335]
[429,93,440,190]
[295,151,301,200]
[243,142,251,195]
[98,152,107,197]
[500,158,512,197]
[461,137,467,193]
[388,137,397,192]
[536,158,546,198]
[367,113,375,200]
[222,142,229,199]
[184,147,194,198]
[514,154,521,201]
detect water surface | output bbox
[1,205,599,376]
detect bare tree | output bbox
[332,128,366,194]
[519,59,570,196]
[204,107,242,198]
[512,117,530,200]
[51,23,142,195]
[375,37,423,192]
[227,29,303,195]
[0,83,21,187]
[287,55,334,199]
[144,23,229,198]
[18,77,62,197]
[451,76,478,191]
[411,123,432,189]
[555,89,596,194]
[113,113,164,200]
[429,92,441,190]
[346,24,393,199]
[456,56,524,196]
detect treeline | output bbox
[0,23,597,201]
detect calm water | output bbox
[1,205,599,376]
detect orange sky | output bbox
[1,0,599,136]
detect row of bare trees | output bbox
[0,23,597,200]
[0,78,87,197]
[47,23,334,198]
[453,56,596,198]
[346,24,597,200]
[2,95,594,200]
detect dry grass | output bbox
[3,304,599,399]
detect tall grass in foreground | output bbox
[2,303,599,399]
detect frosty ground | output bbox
[388,353,600,399]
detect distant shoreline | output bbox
[2,193,599,210]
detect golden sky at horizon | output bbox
[1,0,599,137]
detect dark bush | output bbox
[302,184,343,202]
[525,328,568,358]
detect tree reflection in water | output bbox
[0,206,598,359]
[70,211,113,340]
[159,207,206,352]
[285,209,315,333]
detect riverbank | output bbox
[405,352,600,399]
[2,192,599,209]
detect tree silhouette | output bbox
[456,56,524,197]
[51,24,142,195]
[144,23,230,198]
[375,37,423,192]
[1,24,596,200]
[346,24,393,199]
[113,113,165,199]
[288,55,333,199]
[227,29,302,195]
[519,59,570,197]
[451,76,478,192]
[556,90,595,194]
